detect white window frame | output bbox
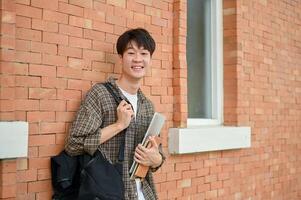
[187,0,223,127]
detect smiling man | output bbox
[65,28,165,200]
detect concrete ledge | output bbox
[0,121,28,159]
[168,126,251,154]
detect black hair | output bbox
[116,28,156,56]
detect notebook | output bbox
[129,112,165,180]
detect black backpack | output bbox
[51,82,127,200]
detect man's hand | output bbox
[116,100,134,130]
[134,136,162,168]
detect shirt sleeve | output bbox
[65,87,103,156]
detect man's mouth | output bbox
[131,66,144,70]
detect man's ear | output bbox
[118,54,123,64]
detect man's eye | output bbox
[128,52,135,55]
[141,52,149,55]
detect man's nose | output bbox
[133,53,142,61]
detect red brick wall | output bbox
[0,0,300,199]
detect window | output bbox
[187,0,223,126]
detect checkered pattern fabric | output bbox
[65,77,163,200]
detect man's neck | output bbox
[117,76,141,95]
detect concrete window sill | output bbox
[168,126,251,154]
[0,121,28,159]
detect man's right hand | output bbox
[116,100,134,130]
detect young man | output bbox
[65,28,164,200]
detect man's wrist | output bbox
[151,153,163,169]
[115,122,125,132]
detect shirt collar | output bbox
[106,76,147,103]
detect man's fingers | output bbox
[149,136,158,148]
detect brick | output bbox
[38,145,63,159]
[28,180,51,193]
[93,21,114,33]
[59,24,83,37]
[42,54,67,66]
[84,8,105,22]
[40,100,66,111]
[29,88,56,99]
[175,163,190,171]
[31,42,57,54]
[56,133,68,144]
[15,51,41,64]
[0,88,15,99]
[38,168,51,180]
[16,0,30,5]
[67,100,81,111]
[28,146,38,157]
[57,89,81,100]
[0,23,15,35]
[16,158,28,170]
[69,0,92,8]
[16,4,42,19]
[31,0,58,10]
[83,29,105,41]
[1,62,28,75]
[57,66,83,79]
[0,49,14,62]
[83,49,105,61]
[16,183,28,195]
[106,15,126,26]
[43,10,68,24]
[27,111,55,122]
[177,179,191,188]
[17,169,37,182]
[41,77,67,88]
[36,191,52,200]
[43,32,68,45]
[58,2,84,16]
[69,36,91,49]
[28,157,49,169]
[92,40,116,53]
[16,39,30,51]
[15,75,41,87]
[1,173,16,185]
[68,58,90,70]
[15,100,39,111]
[127,19,144,29]
[107,0,125,8]
[32,19,58,32]
[105,33,119,44]
[69,15,92,29]
[93,1,114,13]
[67,79,91,90]
[2,11,15,24]
[91,61,113,73]
[82,70,106,82]
[1,185,16,198]
[58,45,82,58]
[40,122,65,133]
[29,64,56,77]
[15,87,29,98]
[16,27,41,41]
[134,13,151,23]
[55,111,75,122]
[2,0,16,11]
[29,135,56,146]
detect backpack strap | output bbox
[103,82,127,163]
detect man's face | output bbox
[120,40,151,81]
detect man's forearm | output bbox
[99,122,125,144]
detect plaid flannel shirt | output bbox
[65,77,163,200]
